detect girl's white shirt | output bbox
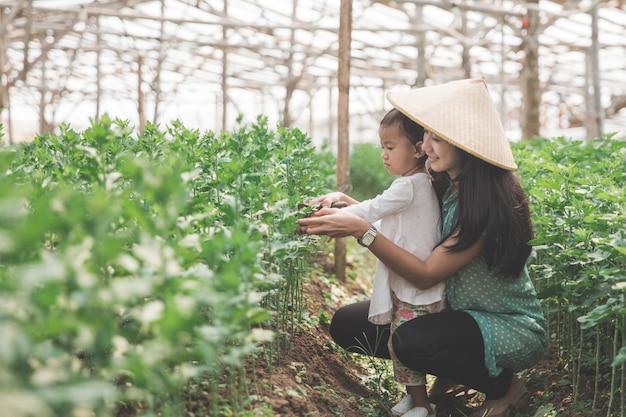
[343,172,443,325]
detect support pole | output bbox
[282,0,299,127]
[221,1,229,131]
[589,2,602,140]
[152,0,166,125]
[39,52,46,133]
[0,6,11,143]
[335,0,352,281]
[460,9,471,78]
[96,15,101,121]
[138,55,145,132]
[415,5,426,87]
[521,0,540,140]
[327,84,333,141]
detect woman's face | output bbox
[378,124,420,177]
[422,131,463,178]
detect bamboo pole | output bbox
[0,6,9,143]
[21,0,32,83]
[335,0,352,281]
[0,0,25,142]
[38,48,45,133]
[460,10,471,78]
[282,0,299,127]
[521,0,540,140]
[414,5,426,88]
[499,8,507,129]
[328,84,333,141]
[589,2,602,140]
[308,78,314,134]
[152,0,166,125]
[138,55,145,132]
[95,15,101,121]
[221,0,229,131]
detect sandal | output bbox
[402,404,436,417]
[391,394,413,416]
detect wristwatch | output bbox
[357,224,377,248]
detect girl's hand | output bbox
[296,208,370,239]
[308,192,358,208]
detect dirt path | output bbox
[252,255,586,417]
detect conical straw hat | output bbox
[387,78,517,170]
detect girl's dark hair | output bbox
[442,150,534,279]
[380,108,426,168]
[380,108,424,146]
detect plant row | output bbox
[0,116,334,416]
[515,135,626,416]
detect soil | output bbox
[116,246,603,417]
[248,248,599,417]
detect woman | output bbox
[297,78,549,417]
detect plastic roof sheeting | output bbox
[1,0,625,143]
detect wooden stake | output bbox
[335,0,352,281]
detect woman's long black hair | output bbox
[435,150,534,279]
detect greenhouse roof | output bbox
[1,0,625,143]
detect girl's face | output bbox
[422,131,463,178]
[378,124,420,177]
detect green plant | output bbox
[349,143,393,201]
[515,135,626,417]
[0,115,335,416]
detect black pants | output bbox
[329,300,513,399]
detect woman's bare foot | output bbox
[472,376,529,417]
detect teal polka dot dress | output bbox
[442,189,549,377]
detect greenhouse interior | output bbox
[1,0,625,145]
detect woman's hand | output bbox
[296,207,370,239]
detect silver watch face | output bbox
[360,227,376,246]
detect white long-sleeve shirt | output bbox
[344,172,443,325]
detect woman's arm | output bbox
[297,208,484,289]
[368,232,484,289]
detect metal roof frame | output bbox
[1,0,625,143]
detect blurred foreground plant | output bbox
[0,115,334,416]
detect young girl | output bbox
[307,108,443,417]
[298,78,549,417]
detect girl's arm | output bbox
[308,192,359,207]
[297,208,483,289]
